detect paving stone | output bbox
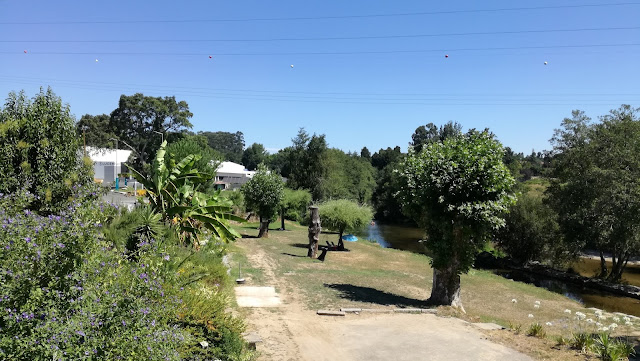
[317,310,346,316]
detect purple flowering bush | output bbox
[0,188,187,360]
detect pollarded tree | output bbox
[318,199,373,250]
[398,130,516,308]
[241,164,284,238]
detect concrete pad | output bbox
[472,322,506,330]
[235,286,281,307]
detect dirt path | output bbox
[235,239,533,361]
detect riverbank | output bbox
[230,221,640,360]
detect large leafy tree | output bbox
[76,113,116,148]
[241,143,268,171]
[547,105,640,281]
[398,130,516,308]
[318,199,373,250]
[241,164,284,238]
[410,121,462,153]
[198,131,245,163]
[285,128,328,200]
[320,149,376,204]
[0,88,92,213]
[110,93,193,172]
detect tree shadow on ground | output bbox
[241,234,258,239]
[281,252,307,258]
[324,283,427,308]
[290,243,309,249]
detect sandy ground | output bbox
[236,241,533,361]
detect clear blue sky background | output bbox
[1,1,639,155]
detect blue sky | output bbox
[1,1,639,155]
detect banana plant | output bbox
[128,141,244,247]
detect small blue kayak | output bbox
[343,234,358,242]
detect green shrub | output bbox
[592,333,636,361]
[571,332,595,353]
[526,323,546,338]
[0,88,92,214]
[281,188,312,222]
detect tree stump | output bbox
[307,206,321,258]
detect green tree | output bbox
[320,149,376,204]
[0,88,92,213]
[547,105,640,281]
[370,146,406,222]
[494,192,564,265]
[241,143,268,171]
[318,199,373,250]
[241,164,284,238]
[286,128,328,200]
[410,121,463,153]
[279,188,312,230]
[199,131,245,163]
[398,130,516,308]
[76,113,116,148]
[360,146,371,161]
[164,135,222,185]
[110,93,193,172]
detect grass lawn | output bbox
[229,220,640,360]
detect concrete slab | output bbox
[235,286,281,307]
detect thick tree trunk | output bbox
[258,216,269,238]
[598,250,608,278]
[429,265,463,309]
[307,206,321,258]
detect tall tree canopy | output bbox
[0,88,91,213]
[320,149,376,204]
[285,128,328,200]
[398,130,516,308]
[241,164,284,238]
[547,105,640,281]
[76,113,115,148]
[110,93,193,171]
[242,143,268,171]
[198,131,245,163]
[410,121,462,153]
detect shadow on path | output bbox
[324,283,427,308]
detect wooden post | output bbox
[307,206,321,258]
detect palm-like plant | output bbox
[128,141,243,247]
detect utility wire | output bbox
[4,26,640,43]
[1,75,638,98]
[1,2,639,24]
[5,43,640,56]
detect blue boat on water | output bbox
[343,234,358,242]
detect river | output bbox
[359,223,640,317]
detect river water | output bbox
[360,223,640,317]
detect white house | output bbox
[86,147,132,184]
[214,162,255,189]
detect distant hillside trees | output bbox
[242,143,268,171]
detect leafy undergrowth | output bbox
[232,220,640,361]
[0,187,256,361]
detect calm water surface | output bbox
[361,223,640,317]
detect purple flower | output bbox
[76,330,86,337]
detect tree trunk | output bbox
[307,206,321,258]
[337,230,344,251]
[258,216,269,238]
[598,250,608,278]
[280,208,286,231]
[429,265,463,309]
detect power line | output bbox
[4,43,640,56]
[1,2,639,25]
[4,26,639,43]
[1,76,636,106]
